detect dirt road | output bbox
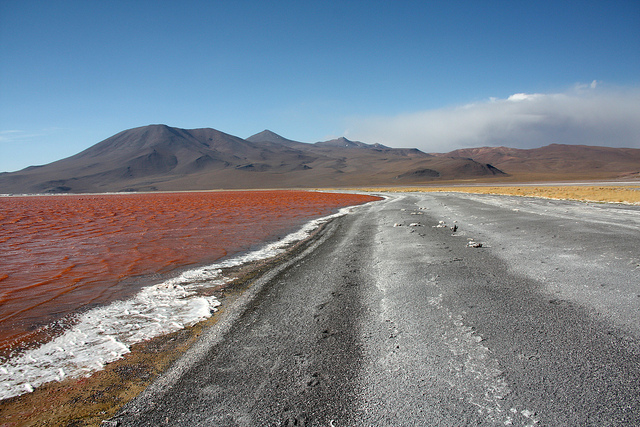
[112,193,640,426]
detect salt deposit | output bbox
[0,206,357,400]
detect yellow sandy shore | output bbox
[352,185,640,205]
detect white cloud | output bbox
[0,130,26,142]
[345,85,640,152]
[507,93,544,102]
[0,129,44,143]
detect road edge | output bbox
[108,216,343,425]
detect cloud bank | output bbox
[345,84,640,153]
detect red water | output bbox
[0,190,380,352]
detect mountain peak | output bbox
[315,136,389,149]
[250,130,283,139]
[0,123,528,194]
[246,130,304,146]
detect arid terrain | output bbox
[1,123,639,425]
[1,187,639,425]
[1,124,638,194]
[109,191,640,426]
[360,185,640,204]
[435,144,640,181]
[0,125,502,194]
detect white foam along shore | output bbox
[0,205,361,401]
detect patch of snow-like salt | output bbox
[0,205,358,400]
[0,282,220,400]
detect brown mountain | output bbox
[437,144,640,181]
[0,125,504,193]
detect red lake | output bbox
[0,190,380,353]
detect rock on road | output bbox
[113,192,640,426]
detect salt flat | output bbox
[112,192,640,426]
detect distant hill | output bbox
[3,125,636,194]
[0,125,505,194]
[436,144,640,181]
[246,130,308,148]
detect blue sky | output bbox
[1,0,639,172]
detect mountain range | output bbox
[0,124,638,194]
[435,145,640,182]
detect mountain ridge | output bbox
[0,124,636,194]
[435,144,640,180]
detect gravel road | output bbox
[112,192,640,426]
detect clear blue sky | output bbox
[1,0,639,172]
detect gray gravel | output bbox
[112,193,640,426]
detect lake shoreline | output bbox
[0,218,336,426]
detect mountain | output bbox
[3,125,637,194]
[0,125,504,193]
[314,136,388,150]
[245,130,307,149]
[437,144,640,181]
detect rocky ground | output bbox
[108,193,640,426]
